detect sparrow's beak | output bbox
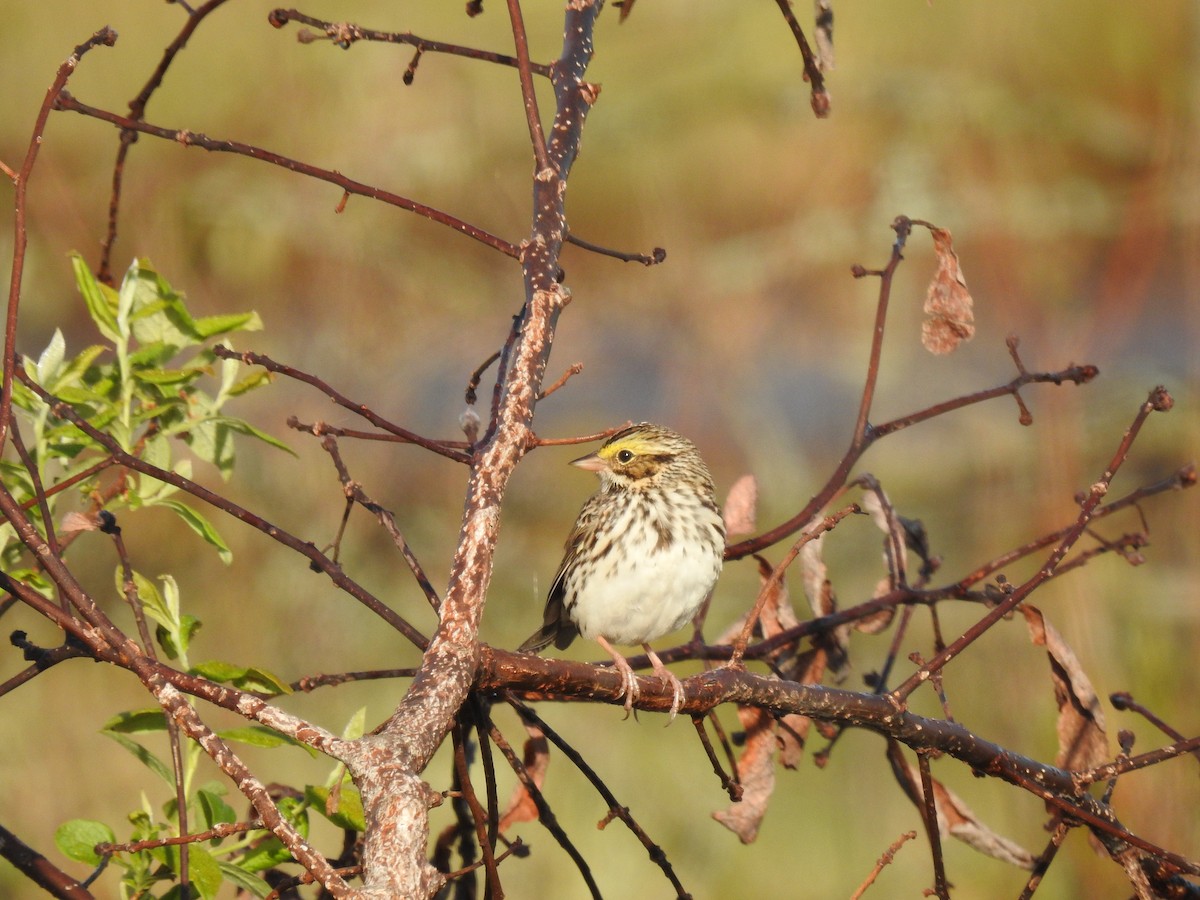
[570,451,607,472]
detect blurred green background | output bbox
[1,1,1196,897]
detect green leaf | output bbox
[183,418,236,478]
[155,500,232,564]
[192,311,263,339]
[102,709,168,734]
[157,615,200,661]
[164,842,223,899]
[216,862,273,898]
[341,707,368,741]
[103,731,173,786]
[218,726,315,756]
[236,836,292,873]
[54,343,108,392]
[36,329,67,385]
[226,368,273,397]
[126,569,170,630]
[126,340,177,369]
[191,661,292,696]
[197,788,237,831]
[55,819,115,865]
[202,417,293,455]
[191,660,245,682]
[306,783,366,832]
[71,253,120,342]
[132,366,206,387]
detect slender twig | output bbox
[99,0,235,282]
[691,715,742,801]
[290,668,419,693]
[319,434,442,611]
[565,232,667,265]
[1076,735,1200,786]
[916,752,949,900]
[53,91,519,261]
[1017,818,1070,900]
[771,0,831,117]
[891,387,1173,701]
[483,712,602,899]
[2,28,117,452]
[18,370,431,649]
[849,830,917,900]
[269,9,552,77]
[504,0,551,172]
[97,821,259,855]
[508,700,691,898]
[729,505,858,665]
[449,720,500,896]
[537,363,583,400]
[210,346,470,463]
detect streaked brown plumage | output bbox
[520,423,724,719]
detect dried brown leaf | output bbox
[922,227,975,355]
[722,474,758,538]
[887,741,1035,869]
[61,511,99,534]
[755,555,800,637]
[497,725,550,833]
[713,704,776,843]
[1022,605,1109,771]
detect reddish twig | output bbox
[771,0,831,117]
[17,370,431,650]
[268,8,552,78]
[891,387,1173,702]
[504,0,551,172]
[849,830,918,900]
[211,345,471,463]
[99,0,235,282]
[565,232,667,265]
[2,28,117,453]
[52,91,519,261]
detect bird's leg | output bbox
[596,635,639,716]
[643,644,685,724]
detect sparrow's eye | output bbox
[615,449,634,464]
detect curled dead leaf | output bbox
[887,740,1035,869]
[497,724,550,833]
[1021,605,1109,771]
[713,704,776,843]
[922,227,975,355]
[722,474,758,538]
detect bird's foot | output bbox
[645,645,685,724]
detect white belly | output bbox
[566,512,722,647]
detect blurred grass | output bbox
[0,1,1197,897]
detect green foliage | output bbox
[8,259,330,898]
[7,255,284,582]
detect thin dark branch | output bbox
[508,700,691,898]
[891,387,1172,700]
[211,345,470,463]
[0,821,96,900]
[100,0,235,282]
[916,752,949,900]
[53,91,519,260]
[268,8,552,77]
[771,0,831,117]
[17,370,430,650]
[565,232,667,265]
[2,28,117,453]
[504,0,551,172]
[319,434,443,611]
